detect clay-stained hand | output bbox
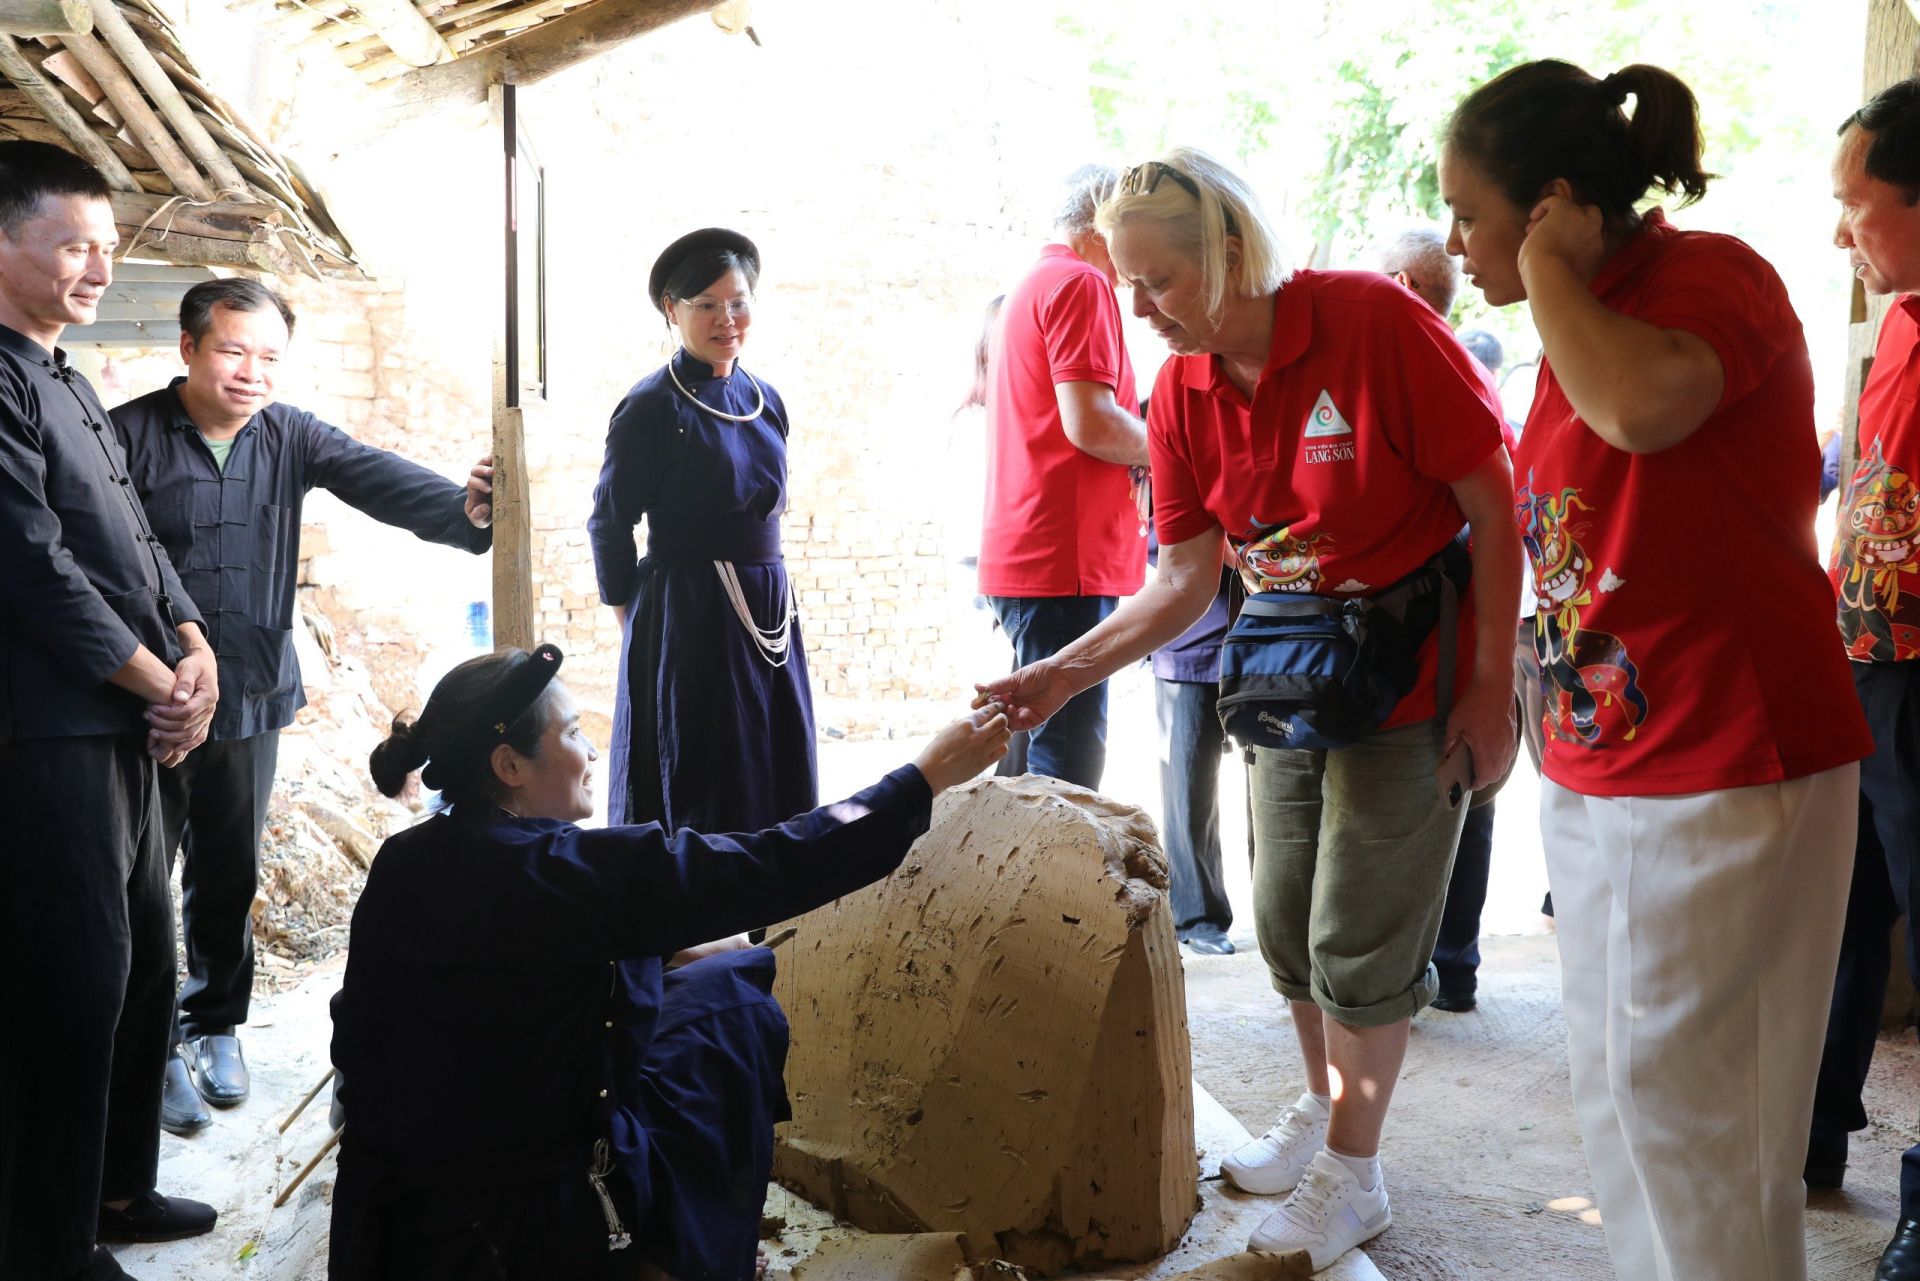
[147,648,219,767]
[914,704,1012,795]
[1518,194,1606,281]
[971,658,1074,734]
[465,455,495,528]
[1443,678,1518,792]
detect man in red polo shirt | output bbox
[977,164,1148,788]
[1814,76,1920,1281]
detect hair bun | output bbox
[369,714,432,798]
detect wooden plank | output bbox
[489,84,532,652]
[0,0,90,36]
[108,258,212,281]
[85,0,249,194]
[55,25,213,199]
[382,0,719,110]
[347,0,454,65]
[111,190,281,247]
[0,33,136,186]
[61,317,179,345]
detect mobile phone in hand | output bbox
[1437,741,1475,810]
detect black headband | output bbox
[420,643,564,792]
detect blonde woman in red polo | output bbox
[976,147,1520,1270]
[1442,60,1872,1280]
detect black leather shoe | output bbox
[68,1245,133,1280]
[1804,1128,1847,1191]
[159,1053,210,1136]
[97,1191,217,1243]
[1431,987,1478,1013]
[1182,926,1235,956]
[1879,1219,1920,1280]
[183,1034,249,1106]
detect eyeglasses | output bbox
[1119,161,1201,200]
[677,297,751,319]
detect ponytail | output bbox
[1446,59,1713,225]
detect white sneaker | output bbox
[1220,1092,1330,1194]
[1248,1149,1391,1270]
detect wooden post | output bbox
[1858,0,1920,1031]
[0,0,89,34]
[488,81,533,652]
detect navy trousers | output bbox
[1154,678,1233,935]
[1812,660,1920,1216]
[0,735,172,1278]
[160,729,279,1044]
[987,595,1116,791]
[1431,801,1497,997]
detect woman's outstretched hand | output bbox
[914,704,1013,795]
[971,658,1074,733]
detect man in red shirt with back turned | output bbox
[1815,76,1920,1281]
[978,164,1148,789]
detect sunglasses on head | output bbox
[1119,161,1201,200]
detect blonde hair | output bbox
[1095,146,1287,321]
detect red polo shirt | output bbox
[1149,269,1503,728]
[1832,294,1920,661]
[978,244,1145,598]
[1516,210,1869,796]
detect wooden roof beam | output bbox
[380,0,720,109]
[87,0,251,194]
[0,0,90,36]
[351,0,456,66]
[0,33,138,187]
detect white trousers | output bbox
[1540,765,1858,1281]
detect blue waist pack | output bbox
[1216,532,1470,751]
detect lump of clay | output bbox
[772,776,1198,1275]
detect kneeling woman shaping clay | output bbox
[326,643,1009,1280]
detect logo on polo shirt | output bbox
[1304,390,1353,438]
[1303,390,1356,464]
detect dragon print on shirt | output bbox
[1517,478,1649,748]
[1236,522,1333,594]
[1834,437,1920,662]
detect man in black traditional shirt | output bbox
[0,141,221,1280]
[113,278,494,1134]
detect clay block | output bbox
[773,776,1198,1274]
[788,1233,975,1281]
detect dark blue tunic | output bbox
[328,765,933,1281]
[587,350,817,836]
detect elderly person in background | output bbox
[1379,226,1461,319]
[977,164,1148,790]
[978,147,1518,1270]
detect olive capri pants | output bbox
[1249,720,1468,1025]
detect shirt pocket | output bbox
[242,621,298,698]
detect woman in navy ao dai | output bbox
[589,229,817,839]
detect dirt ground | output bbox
[115,660,1920,1279]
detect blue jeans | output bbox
[987,595,1116,791]
[1155,678,1233,935]
[1430,800,1495,996]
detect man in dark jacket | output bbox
[0,141,220,1281]
[113,277,494,1134]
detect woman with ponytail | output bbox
[1443,60,1871,1279]
[328,644,1010,1280]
